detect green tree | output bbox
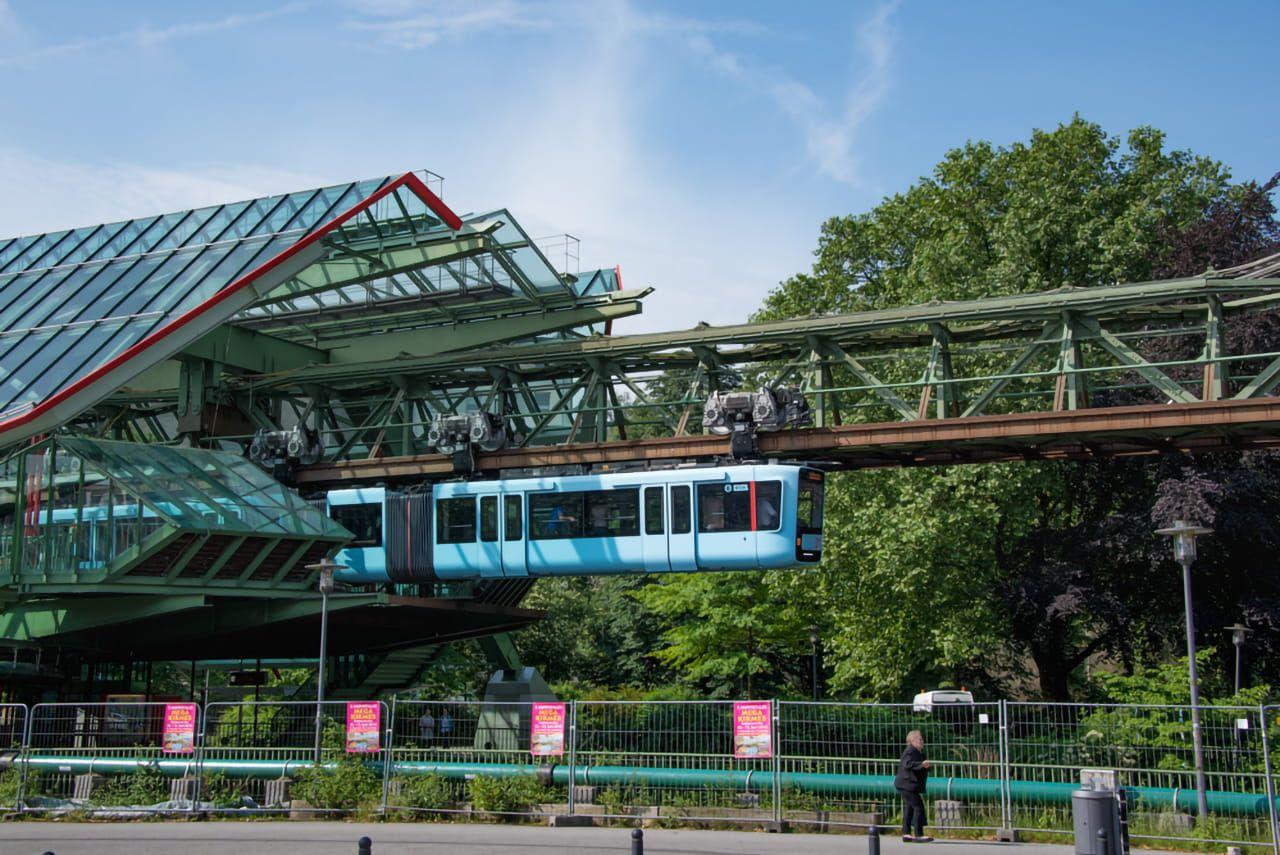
[644,118,1277,701]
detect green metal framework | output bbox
[7,169,1280,680]
[86,268,1280,462]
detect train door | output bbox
[640,485,670,571]
[477,494,503,578]
[667,482,697,572]
[500,492,528,576]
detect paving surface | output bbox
[0,823,1129,855]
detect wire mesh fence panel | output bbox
[776,701,1005,833]
[1006,702,1274,847]
[385,699,566,820]
[200,699,389,815]
[0,704,26,809]
[1264,704,1280,855]
[572,700,775,826]
[24,701,198,812]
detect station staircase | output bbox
[328,578,538,698]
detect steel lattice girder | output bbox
[79,270,1280,465]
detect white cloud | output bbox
[345,0,762,50]
[443,0,819,331]
[687,2,897,185]
[0,149,321,237]
[0,3,309,67]
[344,0,557,48]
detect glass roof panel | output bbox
[0,230,72,274]
[0,177,396,426]
[56,437,350,539]
[0,236,39,269]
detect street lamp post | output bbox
[306,558,345,765]
[1155,519,1213,819]
[1225,623,1251,695]
[807,625,820,702]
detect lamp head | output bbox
[1155,519,1213,564]
[306,557,347,595]
[1226,623,1251,647]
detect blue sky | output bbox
[0,0,1277,330]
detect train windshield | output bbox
[797,471,824,531]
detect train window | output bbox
[798,477,824,530]
[331,503,382,547]
[436,497,476,544]
[671,486,691,534]
[644,487,664,535]
[585,489,639,537]
[756,481,781,531]
[529,489,640,539]
[504,495,522,541]
[480,496,498,542]
[697,483,752,532]
[530,492,584,539]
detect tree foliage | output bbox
[528,117,1280,703]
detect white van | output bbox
[911,689,975,714]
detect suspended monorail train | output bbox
[326,464,825,584]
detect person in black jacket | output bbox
[894,730,933,842]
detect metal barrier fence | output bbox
[777,701,1006,833]
[24,701,199,812]
[0,703,26,810]
[573,699,775,826]
[1005,702,1273,848]
[0,696,1277,850]
[384,700,564,820]
[200,700,392,814]
[1265,704,1280,855]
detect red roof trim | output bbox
[0,172,462,439]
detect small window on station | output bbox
[480,495,498,542]
[644,486,664,535]
[504,495,523,541]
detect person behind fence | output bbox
[418,708,435,746]
[895,729,933,843]
[439,709,453,745]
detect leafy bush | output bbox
[0,768,22,806]
[467,774,553,814]
[200,771,249,807]
[91,768,170,806]
[293,758,382,811]
[394,773,455,811]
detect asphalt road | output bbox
[0,823,1110,855]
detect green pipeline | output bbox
[11,756,1277,817]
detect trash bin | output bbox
[1073,789,1120,855]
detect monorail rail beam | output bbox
[293,398,1280,487]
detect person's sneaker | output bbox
[914,836,934,843]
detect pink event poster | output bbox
[529,702,567,756]
[162,703,197,755]
[732,701,772,758]
[345,701,381,753]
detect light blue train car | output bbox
[327,464,824,584]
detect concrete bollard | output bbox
[357,836,372,855]
[631,828,643,855]
[868,824,880,855]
